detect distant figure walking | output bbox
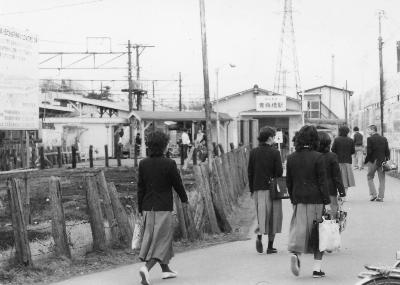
[318,132,346,219]
[353,127,364,170]
[286,125,330,278]
[331,126,355,195]
[137,131,188,285]
[180,128,191,160]
[248,126,283,254]
[364,125,390,202]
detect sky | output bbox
[1,0,400,108]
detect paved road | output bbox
[52,169,400,285]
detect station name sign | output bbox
[256,95,286,112]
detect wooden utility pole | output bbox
[152,81,155,111]
[127,41,134,146]
[199,0,214,170]
[179,72,182,111]
[378,10,385,136]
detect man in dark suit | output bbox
[364,125,390,202]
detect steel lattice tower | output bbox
[273,0,301,99]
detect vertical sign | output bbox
[0,26,39,130]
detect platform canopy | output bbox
[128,110,232,122]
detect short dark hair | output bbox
[147,131,170,157]
[353,126,359,132]
[295,125,319,151]
[258,126,276,143]
[338,126,350,137]
[369,125,377,132]
[318,131,331,153]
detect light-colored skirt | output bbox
[139,211,174,264]
[288,203,323,254]
[253,190,283,235]
[339,163,355,188]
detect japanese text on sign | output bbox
[0,26,39,130]
[256,95,286,112]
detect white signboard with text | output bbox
[256,95,286,112]
[0,26,39,130]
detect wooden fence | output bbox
[1,146,250,266]
[390,148,400,173]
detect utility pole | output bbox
[127,41,134,144]
[199,0,214,170]
[179,72,182,111]
[378,10,385,136]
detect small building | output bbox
[214,84,350,159]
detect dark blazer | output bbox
[138,156,188,213]
[364,133,390,165]
[331,136,355,164]
[286,149,330,205]
[321,151,346,197]
[248,144,283,193]
[353,132,363,146]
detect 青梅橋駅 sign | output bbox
[256,95,286,111]
[0,26,39,130]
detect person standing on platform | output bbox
[353,127,364,170]
[318,131,346,219]
[331,126,355,196]
[364,124,390,202]
[286,125,330,278]
[137,131,188,285]
[180,128,191,160]
[248,126,283,254]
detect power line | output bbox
[0,0,103,16]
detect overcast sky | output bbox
[1,0,400,105]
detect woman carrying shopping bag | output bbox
[137,131,188,285]
[318,132,346,219]
[286,125,331,278]
[248,126,283,254]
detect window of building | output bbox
[305,100,321,119]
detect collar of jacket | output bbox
[259,142,272,147]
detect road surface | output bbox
[52,169,400,285]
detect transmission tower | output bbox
[273,0,301,99]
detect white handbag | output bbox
[319,217,341,252]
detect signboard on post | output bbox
[256,95,286,112]
[0,26,39,130]
[275,131,283,144]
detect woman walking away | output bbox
[331,126,355,196]
[248,126,283,254]
[318,132,346,219]
[137,131,188,285]
[286,125,331,278]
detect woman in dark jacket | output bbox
[138,131,188,285]
[286,125,330,278]
[331,126,356,195]
[318,132,346,218]
[248,126,283,254]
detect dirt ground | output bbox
[0,192,255,285]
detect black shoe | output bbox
[256,239,263,253]
[370,196,377,201]
[266,248,277,254]
[313,271,326,278]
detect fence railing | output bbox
[0,146,250,267]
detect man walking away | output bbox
[181,129,191,160]
[364,125,390,202]
[353,127,364,170]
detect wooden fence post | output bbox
[104,145,109,168]
[193,165,220,234]
[180,145,185,165]
[23,175,31,225]
[96,171,119,246]
[229,143,235,151]
[173,193,188,239]
[192,148,198,165]
[107,182,133,246]
[89,145,94,168]
[7,178,32,266]
[39,146,45,170]
[212,142,219,157]
[57,146,62,168]
[72,146,77,169]
[218,144,225,154]
[85,175,107,251]
[49,177,71,258]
